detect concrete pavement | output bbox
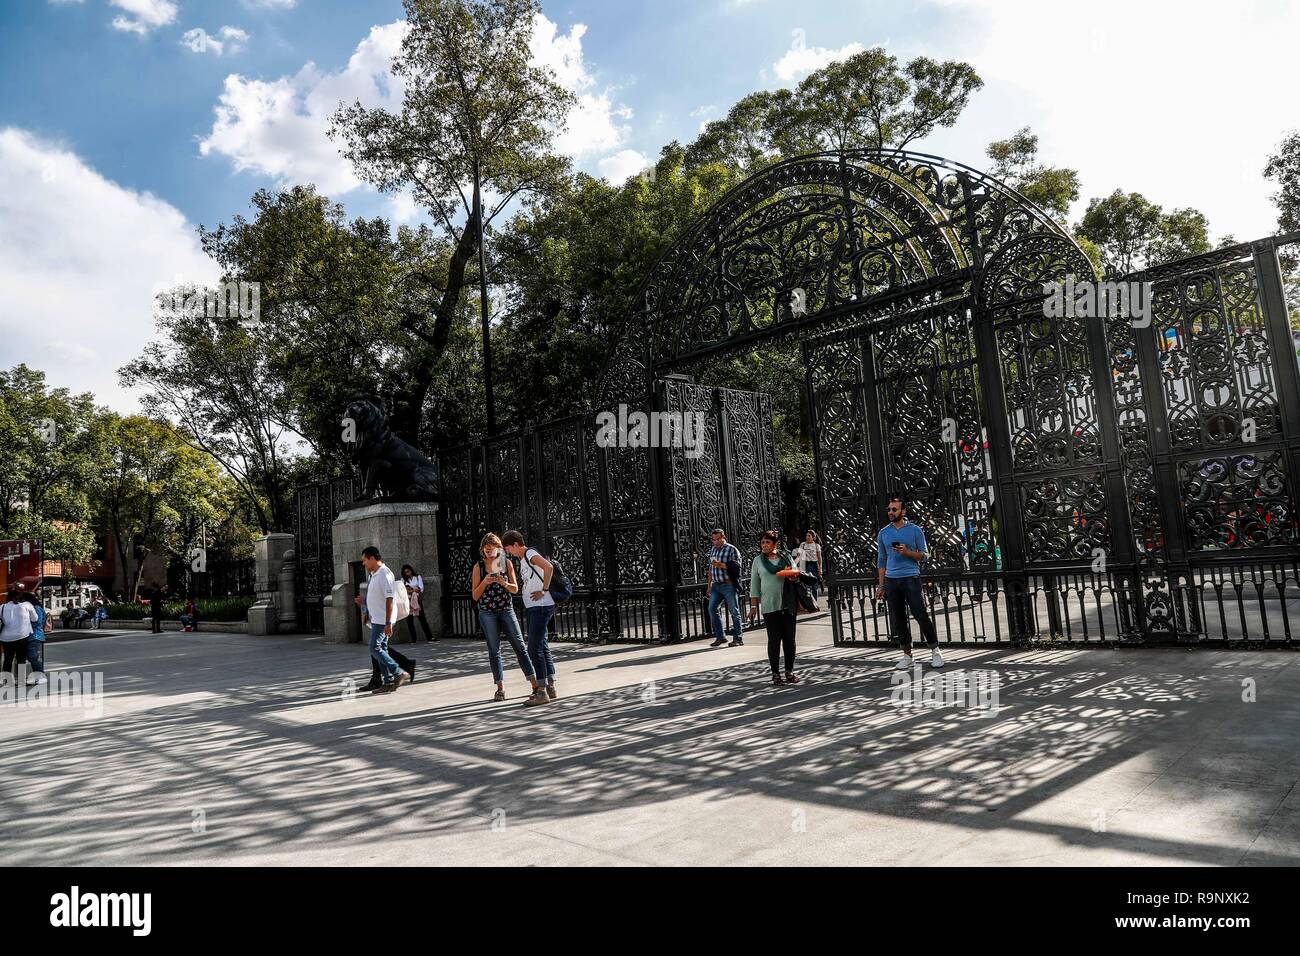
[2,621,1298,866]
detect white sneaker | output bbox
[930,648,945,668]
[895,654,914,671]
[26,673,47,685]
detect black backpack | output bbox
[524,548,573,603]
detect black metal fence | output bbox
[291,477,356,633]
[437,379,782,643]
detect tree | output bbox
[329,0,575,441]
[0,364,101,566]
[91,415,227,600]
[1076,190,1211,277]
[985,127,1080,223]
[1264,130,1300,233]
[119,287,299,534]
[685,48,983,174]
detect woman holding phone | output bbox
[747,530,801,686]
[472,532,541,702]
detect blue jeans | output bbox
[708,583,743,643]
[368,622,401,683]
[524,605,556,683]
[479,608,534,682]
[26,638,44,673]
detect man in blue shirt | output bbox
[706,528,744,648]
[876,498,943,671]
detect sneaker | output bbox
[546,680,558,700]
[709,638,727,648]
[391,672,408,692]
[895,654,914,671]
[35,673,47,684]
[360,680,381,693]
[371,682,394,694]
[729,639,744,647]
[524,689,550,707]
[930,648,945,668]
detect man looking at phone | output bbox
[875,498,944,671]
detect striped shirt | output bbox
[709,542,742,584]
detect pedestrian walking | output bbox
[24,592,47,685]
[706,529,744,648]
[358,546,408,695]
[800,530,823,598]
[1,587,36,678]
[747,531,801,686]
[472,533,541,702]
[400,564,436,643]
[149,584,166,633]
[876,498,944,670]
[501,530,557,706]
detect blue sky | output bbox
[3,0,1298,409]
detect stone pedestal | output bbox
[322,501,442,645]
[248,533,294,635]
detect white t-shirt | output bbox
[365,563,398,625]
[0,600,37,641]
[520,548,555,609]
[407,574,425,594]
[801,541,822,569]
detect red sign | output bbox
[0,539,44,598]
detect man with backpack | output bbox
[359,546,408,694]
[705,528,745,648]
[501,530,568,707]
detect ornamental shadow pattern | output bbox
[593,149,1300,646]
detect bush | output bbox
[104,596,255,623]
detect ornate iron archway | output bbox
[597,150,1300,646]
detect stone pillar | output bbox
[277,549,298,633]
[323,501,442,644]
[248,532,293,635]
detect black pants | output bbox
[370,645,414,684]
[763,610,796,674]
[1,639,27,675]
[404,607,434,642]
[151,613,162,634]
[885,576,938,652]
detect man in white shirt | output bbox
[1,587,38,679]
[360,547,407,694]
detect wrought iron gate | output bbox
[437,380,782,643]
[593,149,1300,647]
[291,477,356,633]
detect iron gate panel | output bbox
[291,477,356,634]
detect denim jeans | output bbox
[884,576,938,652]
[368,622,401,683]
[26,638,44,673]
[480,608,534,682]
[707,583,743,643]
[524,605,556,683]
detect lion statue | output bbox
[343,397,439,501]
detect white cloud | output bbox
[531,14,636,164]
[0,128,216,412]
[916,0,1300,240]
[198,21,408,195]
[241,0,295,8]
[772,39,865,82]
[598,149,650,184]
[201,14,639,196]
[182,25,250,55]
[109,0,178,34]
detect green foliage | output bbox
[1264,130,1300,234]
[985,127,1080,224]
[1076,190,1211,277]
[103,596,255,622]
[685,48,983,172]
[0,364,102,564]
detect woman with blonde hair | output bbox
[472,532,541,702]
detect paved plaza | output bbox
[2,623,1299,866]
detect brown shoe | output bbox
[546,680,558,700]
[390,672,408,692]
[524,689,550,707]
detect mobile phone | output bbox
[892,541,905,551]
